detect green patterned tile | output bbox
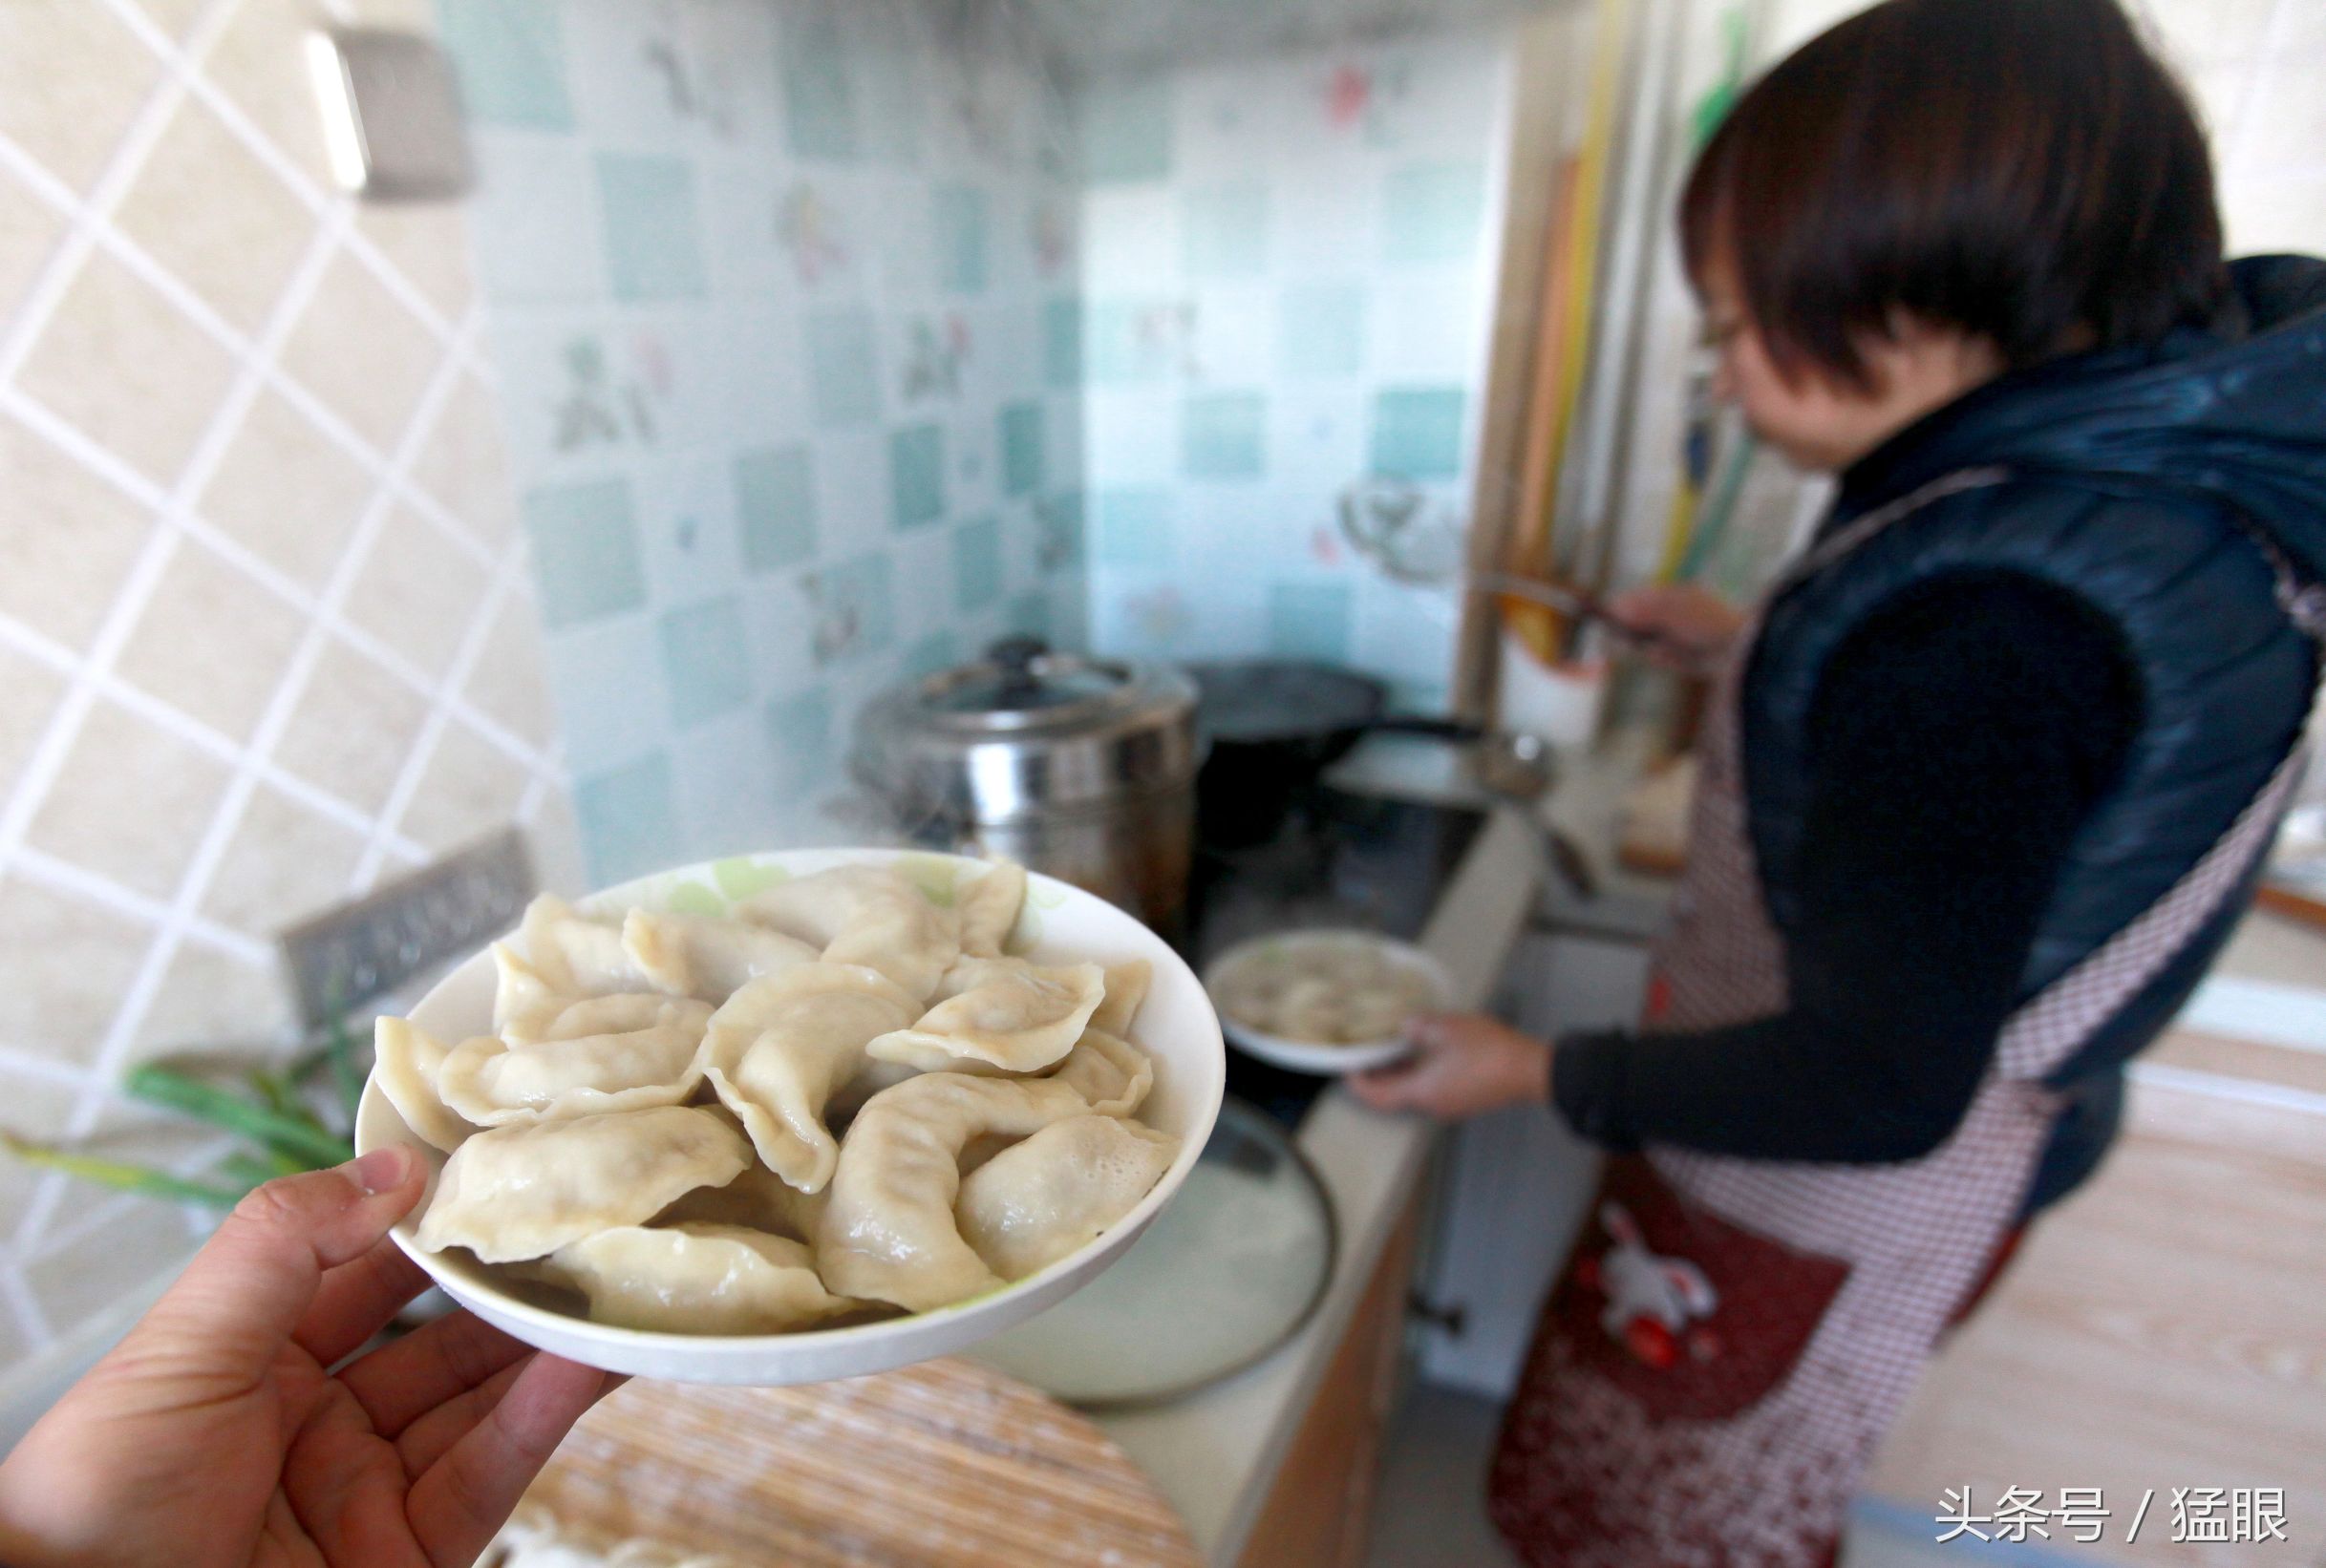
[1184,184,1269,280]
[1183,392,1267,478]
[805,307,881,427]
[808,551,895,664]
[780,10,857,160]
[1006,588,1053,642]
[764,686,833,792]
[1279,283,1366,378]
[1093,487,1173,567]
[902,629,962,679]
[1078,78,1172,182]
[934,185,989,293]
[575,751,679,886]
[1044,296,1083,389]
[595,155,707,302]
[1370,386,1467,478]
[437,0,571,130]
[524,477,645,629]
[1268,582,1354,663]
[889,424,945,532]
[658,595,751,729]
[1382,160,1486,267]
[734,444,817,573]
[999,401,1043,497]
[952,515,1003,611]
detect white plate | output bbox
[1204,930,1449,1076]
[352,847,1225,1387]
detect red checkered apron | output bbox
[1489,470,2323,1567]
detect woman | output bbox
[1354,0,2324,1562]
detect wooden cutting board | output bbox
[514,1357,1201,1566]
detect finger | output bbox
[395,1353,531,1479]
[408,1354,606,1568]
[300,1237,431,1368]
[132,1147,424,1386]
[341,1307,533,1439]
[1349,1065,1423,1112]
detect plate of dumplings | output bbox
[353,849,1225,1385]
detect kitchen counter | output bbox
[1064,801,1547,1562]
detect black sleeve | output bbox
[1550,571,2142,1162]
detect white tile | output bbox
[199,781,368,937]
[715,306,808,449]
[2235,48,2326,176]
[1187,284,1274,388]
[198,388,375,592]
[0,873,153,1070]
[1372,272,1489,384]
[669,707,777,858]
[811,426,890,560]
[1082,185,1182,294]
[24,697,232,903]
[395,720,532,855]
[113,536,309,744]
[341,507,492,684]
[563,0,692,149]
[541,612,670,774]
[698,151,789,305]
[1085,386,1182,487]
[270,637,431,818]
[459,594,561,751]
[111,95,314,339]
[0,413,160,652]
[636,455,745,608]
[279,251,443,459]
[682,0,783,149]
[0,0,163,196]
[1267,386,1368,494]
[468,132,609,307]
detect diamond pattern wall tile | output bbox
[407,374,519,548]
[16,248,241,487]
[201,0,336,189]
[279,252,442,456]
[0,0,162,195]
[196,390,375,590]
[0,413,158,651]
[270,639,431,816]
[0,1076,85,1242]
[354,206,478,327]
[113,539,309,743]
[341,508,490,683]
[24,698,233,902]
[0,875,154,1070]
[27,1204,196,1334]
[113,96,311,338]
[0,164,67,328]
[459,596,560,749]
[199,781,367,936]
[128,943,291,1057]
[0,646,65,789]
[395,721,529,854]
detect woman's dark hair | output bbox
[1679,0,2227,390]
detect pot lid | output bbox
[854,638,1202,818]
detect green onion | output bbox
[124,1065,354,1167]
[2,1134,243,1209]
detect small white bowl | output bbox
[353,847,1225,1386]
[1205,930,1450,1076]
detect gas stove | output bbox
[1176,784,1488,1129]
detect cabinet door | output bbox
[1416,931,1647,1396]
[1236,1197,1423,1568]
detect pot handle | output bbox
[985,636,1049,706]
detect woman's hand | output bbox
[1350,1013,1553,1120]
[0,1147,607,1568]
[1605,583,1746,670]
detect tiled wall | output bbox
[1076,32,1514,710]
[441,0,1086,887]
[0,0,570,1366]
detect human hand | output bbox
[1349,1013,1553,1120]
[1603,583,1745,671]
[0,1147,607,1568]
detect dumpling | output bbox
[416,1106,750,1262]
[490,943,563,1040]
[621,909,819,1003]
[373,1017,477,1153]
[864,958,1105,1074]
[816,1073,1092,1311]
[508,991,675,1047]
[739,866,959,999]
[657,1163,830,1243]
[824,1055,923,1121]
[436,998,713,1126]
[956,860,1027,958]
[1089,959,1152,1037]
[520,895,661,996]
[701,964,920,1192]
[1048,1028,1154,1117]
[955,1115,1179,1281]
[540,1223,857,1334]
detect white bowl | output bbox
[1205,930,1450,1076]
[353,847,1225,1386]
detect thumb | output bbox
[133,1146,426,1383]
